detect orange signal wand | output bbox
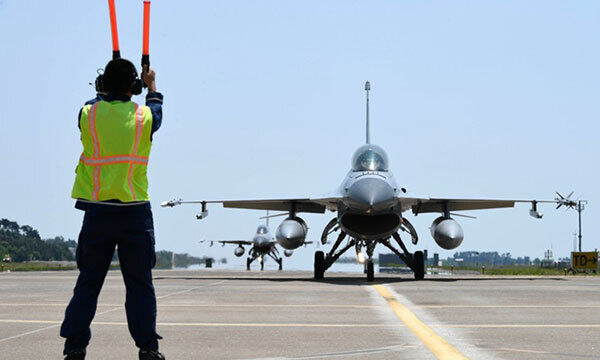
[142,1,150,67]
[108,0,120,59]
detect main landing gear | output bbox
[246,249,283,271]
[380,232,425,281]
[268,250,283,271]
[314,218,425,282]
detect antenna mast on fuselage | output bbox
[365,81,371,144]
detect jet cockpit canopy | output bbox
[351,144,389,172]
[256,225,269,235]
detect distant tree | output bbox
[0,219,76,262]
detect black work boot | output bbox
[139,349,166,360]
[64,349,86,360]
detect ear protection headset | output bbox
[130,69,143,96]
[94,61,143,96]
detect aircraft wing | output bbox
[396,197,555,215]
[163,197,342,213]
[200,240,254,246]
[163,196,554,216]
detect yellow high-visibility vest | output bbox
[71,100,153,202]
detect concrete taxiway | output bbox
[0,270,599,359]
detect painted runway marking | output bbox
[0,303,381,309]
[414,305,600,309]
[496,347,548,354]
[238,344,417,359]
[494,347,600,359]
[373,284,469,360]
[0,279,227,343]
[433,324,600,328]
[4,303,600,309]
[156,279,227,300]
[2,318,600,329]
[0,323,60,344]
[0,319,400,327]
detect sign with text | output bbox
[572,252,599,270]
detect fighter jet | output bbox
[163,81,556,281]
[201,223,293,271]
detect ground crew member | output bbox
[60,58,165,360]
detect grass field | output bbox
[0,262,120,272]
[0,262,75,271]
[434,265,598,276]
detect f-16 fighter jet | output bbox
[201,223,300,271]
[164,82,558,281]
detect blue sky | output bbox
[0,1,598,269]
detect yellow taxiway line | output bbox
[373,284,469,360]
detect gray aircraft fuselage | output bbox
[252,226,275,254]
[336,144,403,241]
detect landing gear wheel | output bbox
[260,260,264,271]
[366,260,374,282]
[413,251,425,280]
[314,251,325,280]
[278,259,283,271]
[246,258,251,271]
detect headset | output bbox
[94,63,143,96]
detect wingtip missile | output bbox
[161,198,182,208]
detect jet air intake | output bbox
[430,216,464,250]
[276,217,308,250]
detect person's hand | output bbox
[142,65,157,93]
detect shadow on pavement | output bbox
[153,274,568,286]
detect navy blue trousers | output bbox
[60,203,161,354]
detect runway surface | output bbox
[0,269,599,359]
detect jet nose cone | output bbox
[255,236,268,245]
[347,177,396,209]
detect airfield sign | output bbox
[571,252,598,270]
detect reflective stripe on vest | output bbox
[72,101,152,202]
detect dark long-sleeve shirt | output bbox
[75,92,164,211]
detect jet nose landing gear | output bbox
[366,259,374,282]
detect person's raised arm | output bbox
[142,65,157,93]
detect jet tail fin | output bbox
[365,81,371,144]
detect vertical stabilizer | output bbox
[365,81,371,144]
[266,210,270,228]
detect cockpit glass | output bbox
[351,144,389,172]
[257,225,268,235]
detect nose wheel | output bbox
[366,260,374,282]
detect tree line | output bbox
[0,219,76,262]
